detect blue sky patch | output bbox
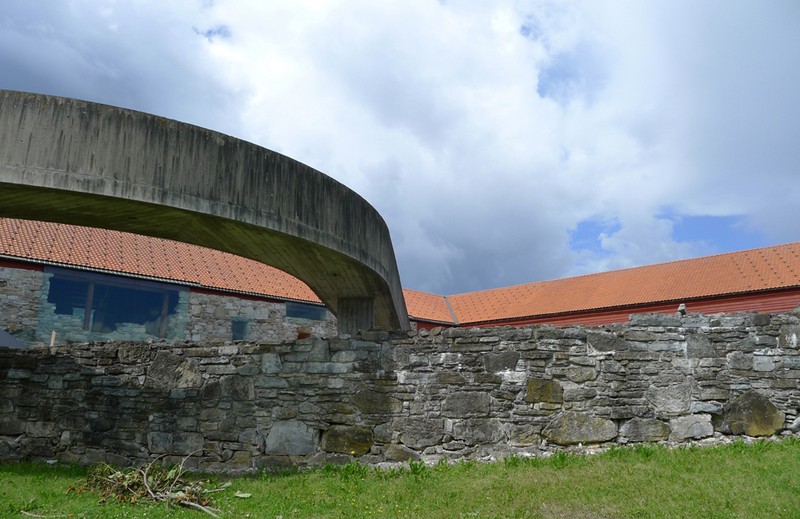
[670,214,769,254]
[569,218,620,252]
[536,44,606,104]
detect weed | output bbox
[750,439,774,453]
[408,459,430,479]
[632,442,660,459]
[337,460,369,480]
[503,453,523,467]
[457,459,477,470]
[550,450,580,468]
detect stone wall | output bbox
[185,291,337,343]
[0,266,44,342]
[1,310,799,471]
[0,264,337,345]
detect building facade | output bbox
[0,258,336,346]
[2,218,800,345]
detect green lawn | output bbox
[1,440,799,518]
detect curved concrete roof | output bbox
[0,90,409,332]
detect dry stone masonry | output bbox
[1,310,799,471]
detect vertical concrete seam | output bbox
[443,296,459,325]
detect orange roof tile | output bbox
[402,289,454,324]
[0,218,321,303]
[447,243,800,324]
[3,218,800,325]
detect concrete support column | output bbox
[337,297,374,335]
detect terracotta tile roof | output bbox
[402,288,455,324]
[447,243,800,324]
[2,218,800,325]
[0,218,321,303]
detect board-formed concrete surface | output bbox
[0,90,409,332]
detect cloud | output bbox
[1,0,799,295]
[0,0,239,132]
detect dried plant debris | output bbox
[77,454,229,517]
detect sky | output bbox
[2,1,799,295]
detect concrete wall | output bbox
[0,90,408,332]
[1,311,798,471]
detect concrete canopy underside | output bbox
[0,90,409,332]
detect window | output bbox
[231,318,248,341]
[45,267,182,338]
[285,302,327,321]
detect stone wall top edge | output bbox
[6,310,798,352]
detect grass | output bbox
[1,439,799,518]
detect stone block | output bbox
[352,389,402,414]
[261,353,282,373]
[0,418,26,435]
[779,328,800,349]
[720,390,785,436]
[563,387,597,401]
[669,414,713,441]
[384,444,421,462]
[442,392,491,418]
[305,362,349,374]
[147,431,205,455]
[452,418,504,446]
[322,425,373,455]
[686,334,715,358]
[507,424,542,446]
[524,378,563,404]
[437,372,467,385]
[601,359,626,374]
[751,313,771,327]
[698,387,730,401]
[118,344,152,363]
[450,341,494,352]
[87,414,115,432]
[265,420,317,455]
[6,369,32,379]
[731,337,759,352]
[752,356,775,372]
[220,376,255,400]
[253,375,288,388]
[619,418,670,442]
[483,351,520,372]
[630,314,682,327]
[770,379,797,389]
[630,341,683,352]
[147,352,202,389]
[395,417,444,449]
[331,351,356,363]
[237,364,260,376]
[624,330,657,342]
[587,331,628,352]
[691,401,723,415]
[645,382,691,417]
[726,351,753,370]
[471,373,500,385]
[542,411,617,445]
[566,366,597,383]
